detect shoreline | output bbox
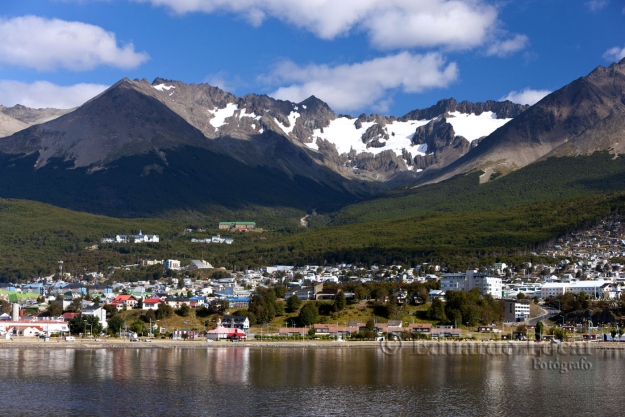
[2,338,625,350]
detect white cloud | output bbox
[0,80,108,108]
[603,46,625,62]
[0,16,149,71]
[500,88,551,106]
[485,34,529,57]
[264,52,458,113]
[362,1,498,50]
[135,0,502,51]
[585,0,609,13]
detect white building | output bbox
[440,270,502,299]
[133,231,159,243]
[164,259,181,270]
[503,299,531,322]
[541,280,612,299]
[81,306,108,329]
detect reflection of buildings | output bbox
[211,348,250,385]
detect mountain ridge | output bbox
[417,58,625,185]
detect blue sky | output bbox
[0,0,623,116]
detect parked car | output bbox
[130,338,140,342]
[65,336,76,342]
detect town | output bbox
[2,218,625,343]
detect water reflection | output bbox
[0,346,623,416]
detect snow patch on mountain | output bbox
[276,111,300,135]
[153,84,175,92]
[239,108,261,120]
[446,111,511,141]
[208,103,238,129]
[309,117,430,158]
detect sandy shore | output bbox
[2,337,625,350]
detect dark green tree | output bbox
[108,315,125,334]
[69,314,103,336]
[156,303,174,319]
[334,291,346,311]
[298,302,319,326]
[129,320,144,335]
[286,294,302,313]
[176,303,191,317]
[535,321,544,341]
[274,286,286,299]
[46,303,63,317]
[428,298,447,322]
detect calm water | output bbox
[1,345,623,416]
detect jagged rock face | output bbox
[413,154,437,170]
[0,76,526,197]
[409,116,472,170]
[362,124,390,147]
[401,98,528,121]
[291,96,336,143]
[352,150,408,174]
[420,58,625,186]
[412,117,455,150]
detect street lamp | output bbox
[84,322,92,339]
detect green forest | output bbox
[3,152,625,281]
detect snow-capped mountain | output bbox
[141,78,527,181]
[418,58,625,186]
[0,77,527,216]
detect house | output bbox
[430,328,462,339]
[375,322,404,335]
[222,315,250,331]
[429,290,446,302]
[110,294,138,310]
[132,231,159,243]
[279,327,308,337]
[164,298,191,309]
[81,306,107,329]
[286,283,324,301]
[227,328,247,341]
[142,297,162,310]
[408,323,432,333]
[219,222,256,231]
[62,312,80,321]
[315,288,340,300]
[172,329,198,340]
[206,320,231,340]
[140,258,163,267]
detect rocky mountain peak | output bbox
[418,58,625,186]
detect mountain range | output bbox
[0,58,624,219]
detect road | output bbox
[529,306,559,325]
